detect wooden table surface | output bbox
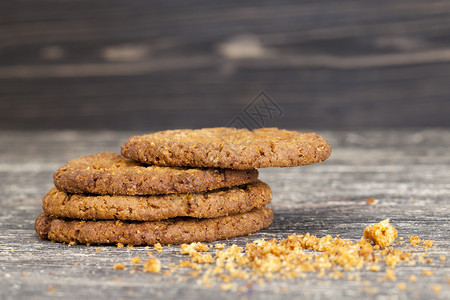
[0,129,449,299]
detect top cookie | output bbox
[54,152,258,195]
[121,127,331,169]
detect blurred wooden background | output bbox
[1,0,450,130]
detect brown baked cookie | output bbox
[54,152,258,195]
[121,127,331,169]
[43,180,271,221]
[35,207,273,245]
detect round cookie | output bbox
[54,152,258,195]
[121,127,331,169]
[43,180,272,221]
[35,207,274,245]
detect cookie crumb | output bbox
[191,252,214,264]
[220,282,237,291]
[423,240,434,248]
[154,243,163,253]
[366,197,375,204]
[181,242,209,254]
[364,287,378,295]
[143,257,161,273]
[364,219,398,248]
[47,286,56,292]
[440,256,446,261]
[117,243,124,248]
[409,236,421,247]
[189,271,200,278]
[131,257,141,264]
[369,265,381,272]
[384,269,396,281]
[96,248,101,252]
[397,282,407,290]
[433,284,442,293]
[113,263,125,270]
[409,275,417,282]
[215,243,225,250]
[421,270,434,276]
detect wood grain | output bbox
[1,1,450,130]
[0,129,449,299]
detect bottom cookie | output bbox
[35,207,273,245]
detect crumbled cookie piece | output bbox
[143,258,161,273]
[433,285,442,293]
[364,219,398,248]
[215,243,225,250]
[409,236,421,247]
[397,283,407,290]
[423,240,434,248]
[180,242,209,255]
[191,252,215,264]
[131,257,141,264]
[384,269,396,281]
[113,263,125,270]
[154,243,163,253]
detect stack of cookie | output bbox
[35,128,331,245]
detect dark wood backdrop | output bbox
[1,0,450,130]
